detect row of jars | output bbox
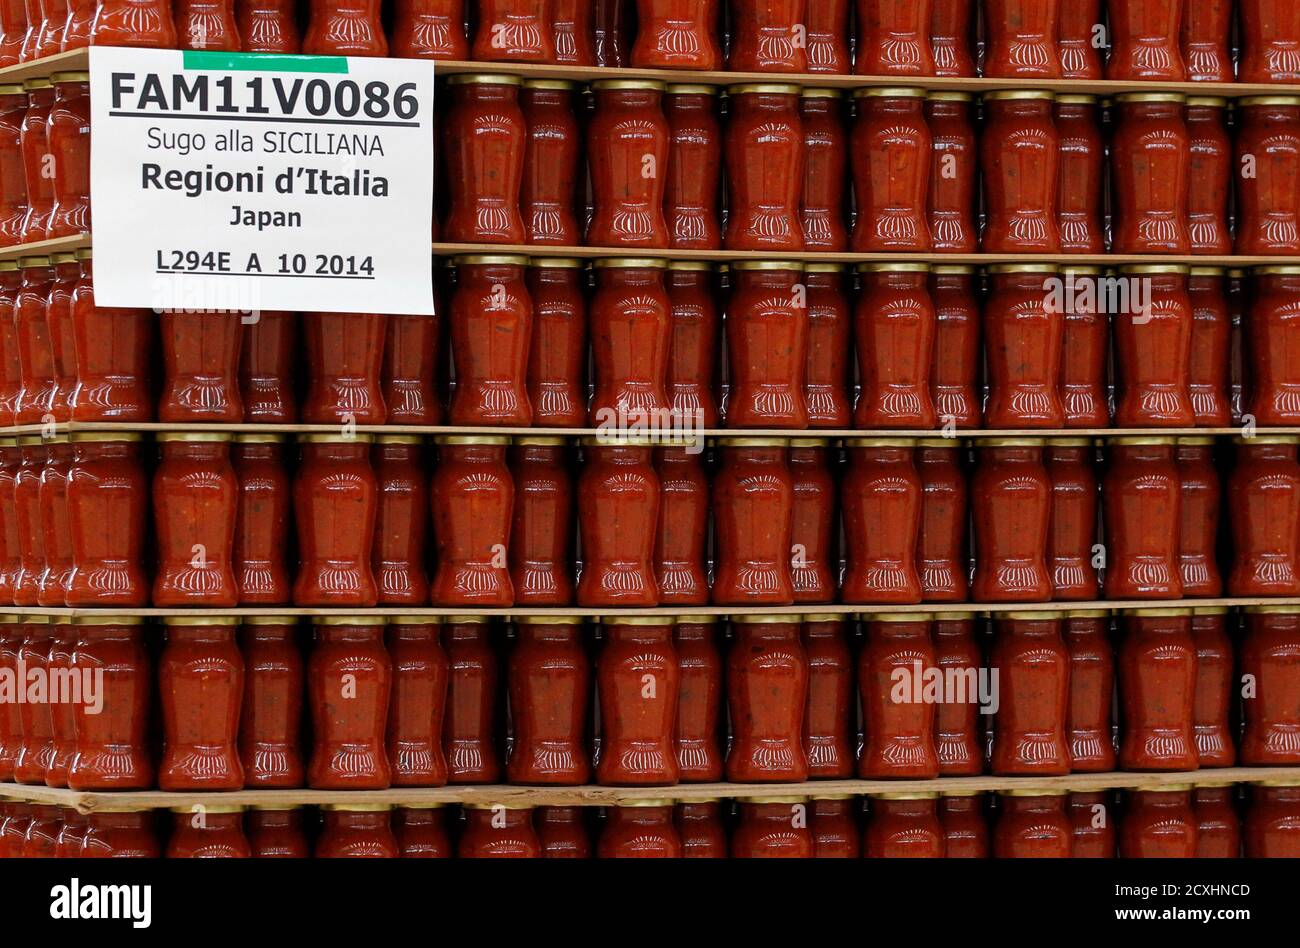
[3,782,1300,858]
[7,430,1300,609]
[0,74,90,248]
[8,1,1300,83]
[4,607,1299,791]
[13,255,1300,431]
[443,76,1300,256]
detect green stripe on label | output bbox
[182,51,350,73]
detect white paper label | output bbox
[89,47,435,315]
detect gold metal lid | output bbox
[1186,96,1228,108]
[865,611,931,623]
[232,433,285,444]
[168,804,244,814]
[591,79,665,92]
[666,260,713,272]
[1175,436,1215,446]
[514,615,582,625]
[314,615,388,626]
[984,90,1056,102]
[988,263,1058,275]
[1056,93,1098,105]
[1117,263,1189,276]
[70,615,144,626]
[856,262,929,273]
[1134,783,1193,793]
[323,803,393,812]
[601,615,676,626]
[1252,777,1300,788]
[998,787,1068,797]
[871,791,938,800]
[387,615,444,625]
[446,73,520,87]
[746,795,808,805]
[1107,435,1176,446]
[845,437,916,448]
[71,431,145,445]
[375,434,424,445]
[789,437,831,448]
[156,431,232,444]
[435,435,510,446]
[731,614,802,625]
[1239,95,1300,107]
[521,78,576,91]
[930,264,975,275]
[926,91,973,102]
[1253,265,1300,275]
[453,253,528,266]
[665,83,717,95]
[1066,609,1110,619]
[728,83,801,96]
[1233,433,1299,445]
[674,615,718,624]
[997,610,1061,621]
[50,252,78,265]
[853,86,926,99]
[977,437,1046,448]
[800,87,843,99]
[22,78,51,90]
[933,611,977,621]
[51,71,90,83]
[1191,606,1229,616]
[0,83,23,95]
[163,616,240,627]
[1116,92,1187,104]
[514,436,567,446]
[916,438,960,449]
[529,257,584,269]
[463,801,533,811]
[446,615,489,624]
[593,256,667,270]
[1047,437,1092,447]
[1120,607,1193,618]
[240,615,298,625]
[1244,604,1300,615]
[802,613,850,623]
[714,436,789,448]
[297,433,375,444]
[611,798,675,808]
[19,255,50,268]
[1188,266,1226,277]
[730,260,803,272]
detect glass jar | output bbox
[441,74,525,244]
[158,311,242,422]
[1113,266,1194,427]
[158,616,244,791]
[1240,2,1300,83]
[859,613,938,778]
[1121,787,1196,857]
[674,616,723,781]
[308,617,391,789]
[152,432,239,607]
[246,807,309,857]
[1185,98,1232,255]
[232,434,291,605]
[596,616,678,785]
[590,258,671,426]
[430,435,514,607]
[66,617,151,790]
[18,81,53,243]
[972,441,1053,603]
[665,261,719,429]
[1246,266,1300,425]
[1235,96,1300,255]
[933,614,981,774]
[301,311,386,425]
[1191,607,1235,766]
[989,612,1070,775]
[727,616,808,783]
[654,447,708,605]
[1118,608,1198,770]
[854,263,936,428]
[1240,607,1300,764]
[664,85,722,250]
[315,805,398,858]
[471,0,551,61]
[1245,782,1300,856]
[842,440,923,604]
[526,260,586,427]
[725,261,807,428]
[174,0,239,50]
[732,798,813,857]
[711,439,794,606]
[239,617,304,788]
[940,792,988,856]
[983,265,1063,428]
[37,437,73,607]
[994,791,1072,858]
[982,0,1059,77]
[386,617,448,787]
[12,438,45,607]
[46,73,90,238]
[293,434,378,607]
[851,88,930,252]
[926,92,977,252]
[676,799,726,856]
[864,794,943,857]
[13,256,55,424]
[799,89,848,250]
[1228,437,1300,597]
[587,80,669,248]
[520,79,580,246]
[632,0,720,69]
[1058,0,1101,77]
[443,617,501,783]
[578,441,659,607]
[728,0,805,71]
[239,0,302,53]
[1055,96,1104,252]
[856,0,933,75]
[1187,268,1231,425]
[931,0,974,75]
[725,83,803,251]
[384,312,439,427]
[239,310,297,423]
[980,91,1059,253]
[1103,437,1183,599]
[599,801,681,857]
[1107,0,1186,80]
[69,253,153,422]
[789,439,835,602]
[509,437,574,605]
[802,615,852,778]
[1046,439,1100,600]
[371,436,428,606]
[811,796,858,856]
[449,255,532,425]
[1065,610,1115,771]
[1181,0,1231,81]
[1112,94,1190,254]
[929,265,979,427]
[803,264,851,427]
[535,805,589,857]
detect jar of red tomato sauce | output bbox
[994,789,1072,858]
[66,616,151,790]
[46,72,89,239]
[664,85,722,250]
[728,0,804,72]
[158,616,244,791]
[450,254,532,425]
[1107,0,1186,80]
[158,310,243,423]
[1112,94,1190,254]
[926,92,977,252]
[711,438,794,606]
[982,0,1059,78]
[851,88,930,252]
[1121,787,1197,857]
[231,434,291,605]
[727,615,807,782]
[1246,780,1300,857]
[443,616,501,783]
[238,0,301,53]
[599,801,681,857]
[508,437,574,605]
[940,791,988,856]
[316,804,398,858]
[70,250,153,422]
[725,261,807,428]
[13,256,55,424]
[842,439,923,604]
[471,0,551,61]
[1118,608,1198,770]
[247,806,309,858]
[239,311,297,424]
[855,263,936,429]
[293,433,378,607]
[12,437,46,607]
[520,79,580,247]
[1235,97,1300,256]
[802,614,852,778]
[64,433,147,607]
[1191,607,1234,767]
[1180,0,1231,81]
[1240,2,1300,83]
[441,74,525,244]
[1056,268,1106,427]
[1186,98,1232,255]
[856,0,932,75]
[308,616,390,789]
[80,809,160,858]
[1240,606,1300,765]
[811,795,859,857]
[152,432,238,607]
[597,615,678,786]
[983,265,1063,428]
[981,91,1059,253]
[19,80,53,244]
[535,805,590,857]
[1104,437,1183,599]
[929,266,979,428]
[589,258,671,427]
[587,80,669,248]
[1055,95,1104,253]
[167,807,249,858]
[239,616,304,788]
[933,613,981,775]
[1047,439,1100,600]
[654,447,708,605]
[972,440,1053,603]
[798,89,847,251]
[371,436,428,606]
[989,611,1070,775]
[0,88,23,248]
[632,0,720,69]
[1058,0,1101,77]
[301,311,387,425]
[1069,790,1116,857]
[673,616,722,781]
[676,799,726,857]
[789,439,835,602]
[1114,266,1194,427]
[1228,436,1300,597]
[525,260,585,427]
[1191,783,1239,857]
[732,798,812,858]
[1245,266,1300,424]
[859,613,938,778]
[664,261,718,429]
[803,264,850,427]
[577,439,659,607]
[1064,609,1115,771]
[385,616,448,787]
[725,83,804,251]
[917,440,967,602]
[865,793,943,857]
[931,0,975,76]
[508,616,589,785]
[1186,268,1230,426]
[393,804,451,858]
[430,435,514,606]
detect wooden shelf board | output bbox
[428,58,1300,99]
[5,597,1299,619]
[0,48,87,83]
[0,233,89,263]
[2,767,1294,813]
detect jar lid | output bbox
[853,86,926,99]
[856,262,928,273]
[453,253,528,266]
[714,436,788,448]
[870,791,937,800]
[250,803,304,811]
[665,83,717,96]
[930,264,975,275]
[984,90,1055,102]
[1191,606,1229,616]
[926,91,973,103]
[314,615,388,626]
[1107,435,1176,446]
[802,613,850,623]
[70,431,143,443]
[529,257,584,269]
[674,615,719,626]
[446,73,520,87]
[156,431,232,444]
[865,611,931,623]
[1175,436,1215,446]
[845,437,915,448]
[1060,265,1102,276]
[591,79,665,92]
[51,252,78,265]
[323,802,393,811]
[987,263,1058,275]
[999,610,1061,621]
[731,614,802,624]
[297,433,374,444]
[70,615,143,626]
[241,615,299,625]
[611,798,674,808]
[1186,95,1228,108]
[17,435,48,446]
[19,255,50,267]
[938,788,984,797]
[727,83,800,96]
[1116,92,1186,104]
[387,615,444,625]
[593,257,667,270]
[810,793,854,801]
[397,801,447,809]
[1046,437,1091,447]
[933,611,977,620]
[1252,777,1300,788]
[915,437,958,449]
[1253,265,1300,276]
[977,437,1045,448]
[446,615,489,624]
[19,615,51,625]
[666,260,712,272]
[1118,262,1190,273]
[1239,95,1300,107]
[800,87,842,99]
[163,615,240,627]
[788,437,830,448]
[1066,609,1110,619]
[23,78,51,90]
[521,78,576,91]
[600,615,675,626]
[1056,93,1098,105]
[0,83,22,95]
[730,260,803,272]
[513,436,566,446]
[678,797,721,803]
[232,433,285,444]
[746,795,808,805]
[514,615,582,625]
[581,435,655,447]
[1120,607,1193,618]
[375,434,423,445]
[1244,604,1300,615]
[435,435,510,446]
[51,71,90,83]
[1188,266,1227,277]
[75,248,92,260]
[1233,434,1299,445]
[42,433,71,445]
[998,787,1068,797]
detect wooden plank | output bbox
[0,48,88,84]
[3,767,1294,813]
[0,233,90,264]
